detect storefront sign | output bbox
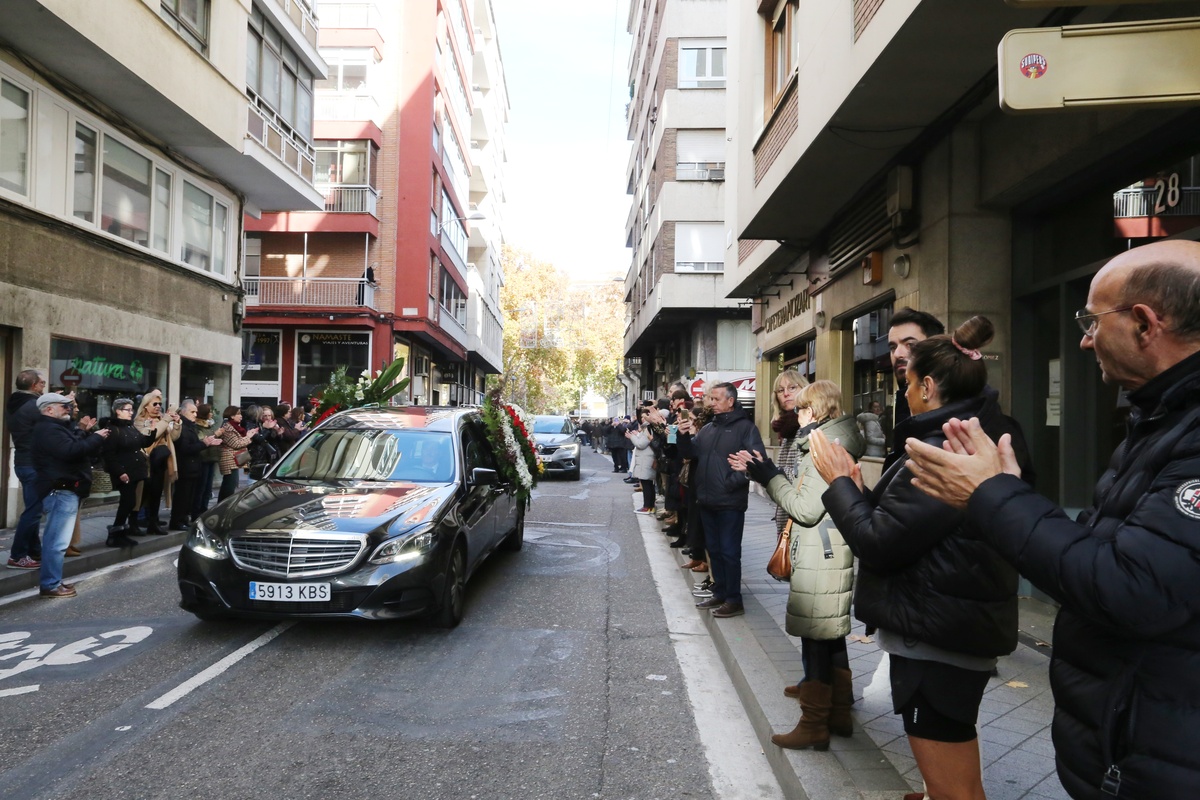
[764,289,812,333]
[67,355,145,383]
[301,332,368,345]
[49,339,162,394]
[688,372,756,400]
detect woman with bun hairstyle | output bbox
[809,316,1034,800]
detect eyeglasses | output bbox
[150,402,162,407]
[1075,306,1134,337]
[115,406,133,412]
[774,384,802,395]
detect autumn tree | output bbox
[494,246,625,413]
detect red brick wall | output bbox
[753,83,798,185]
[738,239,763,264]
[853,0,886,41]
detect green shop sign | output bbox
[70,356,145,383]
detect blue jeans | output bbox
[698,506,745,606]
[11,466,43,561]
[40,490,80,591]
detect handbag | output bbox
[234,449,252,468]
[767,519,793,582]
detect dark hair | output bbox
[1121,262,1200,340]
[222,405,241,420]
[908,315,994,404]
[670,388,689,402]
[273,404,290,420]
[890,307,945,338]
[714,382,737,402]
[196,403,213,421]
[656,397,670,410]
[15,369,43,391]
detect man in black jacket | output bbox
[6,369,46,569]
[677,382,764,618]
[905,239,1200,799]
[32,393,110,598]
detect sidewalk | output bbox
[656,490,1069,800]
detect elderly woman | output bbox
[133,389,180,535]
[732,379,866,751]
[216,406,258,501]
[809,316,1033,800]
[101,397,164,546]
[168,400,222,530]
[627,409,657,514]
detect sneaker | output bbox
[691,588,713,599]
[711,602,745,618]
[635,507,654,514]
[6,556,39,570]
[693,578,713,591]
[39,584,77,599]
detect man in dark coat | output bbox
[6,368,46,569]
[676,382,764,618]
[32,393,110,597]
[906,239,1200,799]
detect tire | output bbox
[501,506,525,551]
[433,545,466,628]
[568,466,581,481]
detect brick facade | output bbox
[853,0,886,41]
[753,81,798,185]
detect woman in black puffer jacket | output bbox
[810,316,1034,800]
[102,398,164,546]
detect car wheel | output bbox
[433,545,466,628]
[501,506,525,551]
[569,466,581,481]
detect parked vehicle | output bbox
[177,407,522,627]
[530,415,582,480]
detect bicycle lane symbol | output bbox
[0,627,153,695]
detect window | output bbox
[678,40,726,89]
[244,234,261,278]
[441,189,467,259]
[440,269,467,327]
[316,49,374,93]
[72,123,97,221]
[152,169,171,252]
[101,137,152,246]
[676,130,726,180]
[247,9,314,143]
[766,1,799,105]
[315,140,378,187]
[0,78,30,194]
[161,0,210,53]
[717,320,754,371]
[674,223,725,272]
[181,181,230,276]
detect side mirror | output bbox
[470,467,498,486]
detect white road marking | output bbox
[635,511,785,800]
[0,684,39,697]
[0,547,177,608]
[145,621,295,710]
[526,521,600,527]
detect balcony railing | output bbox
[244,277,378,310]
[247,94,316,183]
[1114,185,1200,218]
[315,2,383,30]
[315,93,380,122]
[281,0,319,48]
[318,184,378,214]
[676,161,726,181]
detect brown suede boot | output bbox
[829,667,855,737]
[770,681,831,751]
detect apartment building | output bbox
[243,0,508,409]
[0,0,325,524]
[621,0,753,409]
[728,1,1200,596]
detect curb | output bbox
[0,531,186,596]
[673,555,910,800]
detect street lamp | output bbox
[440,210,486,231]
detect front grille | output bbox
[538,444,559,455]
[229,532,367,578]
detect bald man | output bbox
[904,239,1200,799]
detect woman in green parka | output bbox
[730,379,866,752]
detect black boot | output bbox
[126,518,146,536]
[670,535,688,548]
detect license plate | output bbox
[538,455,551,463]
[249,581,330,602]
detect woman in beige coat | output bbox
[731,380,865,752]
[133,389,180,535]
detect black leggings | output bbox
[639,479,655,509]
[142,445,170,522]
[801,636,849,684]
[113,479,141,528]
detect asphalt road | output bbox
[0,449,774,800]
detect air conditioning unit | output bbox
[708,168,725,181]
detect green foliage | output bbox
[314,360,411,421]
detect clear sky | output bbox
[493,0,632,282]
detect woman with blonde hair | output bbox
[732,379,866,751]
[769,369,808,537]
[133,389,180,535]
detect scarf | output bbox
[771,408,800,440]
[225,418,247,436]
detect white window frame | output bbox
[0,74,33,198]
[674,222,725,273]
[678,39,727,89]
[160,0,210,53]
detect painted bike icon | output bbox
[0,627,153,682]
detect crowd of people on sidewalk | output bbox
[5,379,313,600]
[614,240,1200,799]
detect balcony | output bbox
[676,162,726,181]
[245,277,378,310]
[1113,185,1200,217]
[279,0,320,50]
[319,185,378,215]
[315,93,380,122]
[315,2,383,31]
[247,94,317,184]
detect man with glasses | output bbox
[31,393,110,598]
[904,239,1200,798]
[6,369,47,569]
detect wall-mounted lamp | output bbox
[815,310,827,329]
[893,254,912,279]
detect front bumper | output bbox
[536,445,580,472]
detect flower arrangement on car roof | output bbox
[313,359,410,425]
[481,383,541,507]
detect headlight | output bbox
[369,524,436,565]
[186,518,229,560]
[559,443,580,455]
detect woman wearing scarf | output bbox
[133,389,180,535]
[216,405,258,501]
[769,369,808,537]
[102,397,165,545]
